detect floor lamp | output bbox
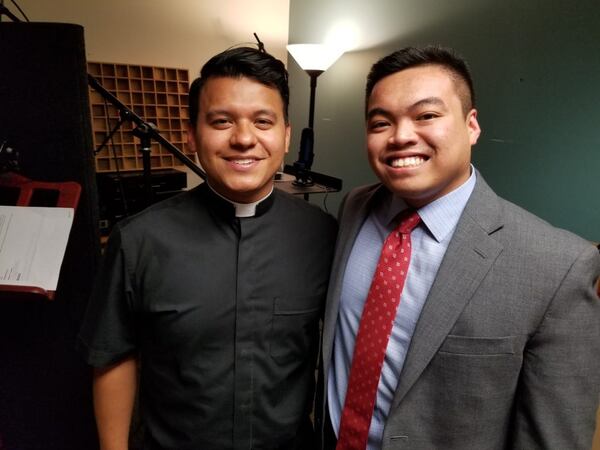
[287,44,344,187]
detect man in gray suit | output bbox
[318,46,600,449]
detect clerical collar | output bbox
[206,182,273,218]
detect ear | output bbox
[466,109,481,145]
[187,123,197,153]
[284,124,291,154]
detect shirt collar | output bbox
[204,182,274,218]
[382,165,477,242]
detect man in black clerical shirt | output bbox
[78,47,337,450]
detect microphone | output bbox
[295,127,314,171]
[292,127,314,186]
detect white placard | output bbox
[0,206,75,292]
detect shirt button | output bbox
[240,349,250,358]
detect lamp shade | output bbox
[287,44,344,72]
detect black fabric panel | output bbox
[0,22,100,450]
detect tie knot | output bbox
[396,209,421,235]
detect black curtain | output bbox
[0,22,100,450]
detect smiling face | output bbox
[188,76,290,203]
[366,64,481,208]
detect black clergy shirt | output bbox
[77,183,337,449]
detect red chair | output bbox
[0,172,81,210]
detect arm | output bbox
[512,245,600,448]
[93,356,138,450]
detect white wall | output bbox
[15,0,289,75]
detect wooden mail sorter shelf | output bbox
[88,62,194,172]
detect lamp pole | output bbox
[306,70,323,129]
[286,44,344,193]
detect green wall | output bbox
[287,0,600,241]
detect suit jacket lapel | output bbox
[390,175,505,409]
[322,184,385,376]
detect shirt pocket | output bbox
[270,294,324,365]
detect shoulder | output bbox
[273,189,337,230]
[499,199,600,295]
[344,183,382,205]
[466,174,594,260]
[112,187,203,243]
[337,182,385,222]
[469,188,600,295]
[495,195,593,259]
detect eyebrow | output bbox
[205,109,278,119]
[366,107,391,121]
[411,97,447,110]
[366,97,447,120]
[253,109,278,118]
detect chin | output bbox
[384,179,420,195]
[385,183,433,204]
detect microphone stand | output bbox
[292,70,321,187]
[286,70,342,199]
[88,74,206,207]
[0,2,22,22]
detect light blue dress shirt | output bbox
[328,168,477,449]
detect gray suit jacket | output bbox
[319,175,600,449]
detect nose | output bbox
[230,121,257,149]
[389,119,417,148]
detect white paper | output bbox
[0,206,74,292]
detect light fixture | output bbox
[287,44,344,186]
[287,44,345,72]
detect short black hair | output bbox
[366,46,475,116]
[188,46,289,125]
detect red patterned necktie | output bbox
[336,210,421,450]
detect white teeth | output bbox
[231,159,254,165]
[390,156,425,168]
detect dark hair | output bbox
[188,46,289,125]
[366,46,475,116]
